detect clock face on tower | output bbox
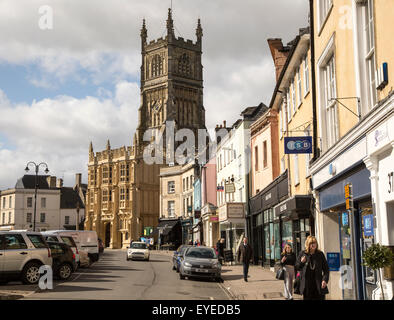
[152,101,161,114]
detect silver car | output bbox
[0,231,52,285]
[179,246,221,282]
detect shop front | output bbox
[218,203,245,259]
[274,195,314,259]
[202,203,219,247]
[248,170,289,267]
[364,110,394,300]
[316,164,373,300]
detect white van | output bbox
[43,230,99,263]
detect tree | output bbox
[363,243,394,300]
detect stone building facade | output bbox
[85,9,206,249]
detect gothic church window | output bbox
[151,55,163,77]
[178,53,191,75]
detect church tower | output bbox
[134,9,206,151]
[85,9,206,249]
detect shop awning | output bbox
[274,195,313,219]
[152,219,180,236]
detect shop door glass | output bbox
[282,220,293,250]
[339,212,356,300]
[274,222,281,260]
[360,204,376,300]
[264,225,270,262]
[269,223,274,260]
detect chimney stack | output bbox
[267,38,290,81]
[56,178,63,188]
[223,120,227,128]
[46,176,56,188]
[75,173,82,187]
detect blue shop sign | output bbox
[327,252,340,271]
[284,136,312,154]
[363,214,374,237]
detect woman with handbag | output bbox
[295,236,330,300]
[281,243,296,300]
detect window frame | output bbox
[304,55,310,96]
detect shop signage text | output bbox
[225,183,236,193]
[344,183,353,210]
[363,215,374,237]
[327,252,340,271]
[209,216,219,222]
[284,136,312,154]
[389,171,394,194]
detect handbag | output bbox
[294,272,301,294]
[276,266,285,280]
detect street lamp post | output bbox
[25,161,49,232]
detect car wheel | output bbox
[58,263,72,280]
[146,257,149,261]
[22,262,41,285]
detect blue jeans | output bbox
[243,263,250,280]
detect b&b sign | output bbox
[284,137,312,154]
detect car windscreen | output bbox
[61,236,77,248]
[185,248,216,259]
[27,234,48,248]
[179,246,190,255]
[131,243,147,249]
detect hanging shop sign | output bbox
[284,136,312,154]
[225,183,236,193]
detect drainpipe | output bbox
[310,0,319,161]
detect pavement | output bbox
[155,250,302,300]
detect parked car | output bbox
[179,246,221,282]
[172,245,191,272]
[43,230,99,263]
[126,242,150,261]
[42,232,81,268]
[46,241,77,280]
[0,231,52,285]
[98,238,104,254]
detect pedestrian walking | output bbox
[237,237,253,282]
[216,238,225,264]
[281,243,296,300]
[295,236,330,300]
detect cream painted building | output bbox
[310,0,394,300]
[86,10,206,249]
[0,175,85,232]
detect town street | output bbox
[14,250,230,300]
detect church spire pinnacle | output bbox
[196,18,203,43]
[166,8,175,40]
[141,18,147,46]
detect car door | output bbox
[3,234,29,274]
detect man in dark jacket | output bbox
[237,237,253,282]
[216,238,225,264]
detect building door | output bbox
[105,223,111,248]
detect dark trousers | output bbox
[243,262,250,280]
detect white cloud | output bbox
[0,84,140,189]
[0,0,309,188]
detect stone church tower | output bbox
[85,9,206,249]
